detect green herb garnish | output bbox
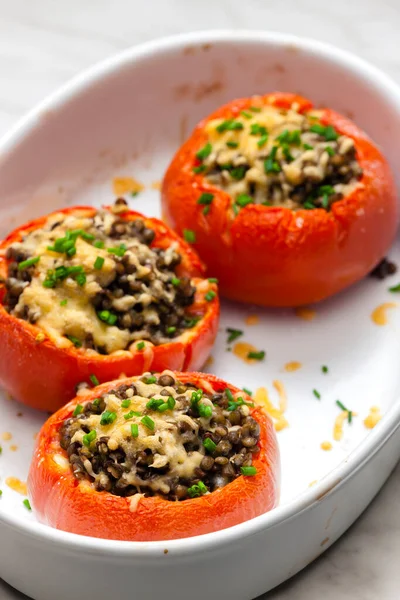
[236,194,254,208]
[23,498,32,510]
[197,192,214,205]
[100,411,117,426]
[18,256,40,270]
[107,244,127,257]
[121,399,131,409]
[187,481,208,498]
[97,310,118,326]
[83,430,97,446]
[66,335,82,348]
[183,229,196,243]
[131,424,139,438]
[247,350,265,361]
[313,389,321,400]
[94,256,105,270]
[389,283,400,293]
[322,365,329,374]
[216,119,244,133]
[203,438,217,453]
[141,415,155,431]
[196,143,212,161]
[226,328,243,343]
[73,404,83,417]
[90,374,99,387]
[136,341,145,350]
[226,141,239,148]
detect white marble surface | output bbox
[1,0,400,598]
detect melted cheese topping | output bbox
[320,441,333,451]
[364,406,382,429]
[71,375,213,493]
[254,384,289,432]
[371,303,397,326]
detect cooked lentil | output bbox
[197,102,363,211]
[369,257,397,279]
[60,372,259,500]
[1,200,202,354]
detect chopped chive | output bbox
[66,335,82,348]
[257,134,268,148]
[250,123,267,136]
[236,194,253,208]
[158,402,170,413]
[144,375,157,384]
[97,310,118,326]
[226,141,239,148]
[322,365,329,374]
[184,316,200,328]
[193,164,207,174]
[202,205,211,216]
[197,192,214,205]
[216,119,244,133]
[18,256,40,270]
[264,146,281,173]
[187,481,208,498]
[121,399,131,409]
[310,123,339,141]
[131,423,139,438]
[100,410,117,425]
[183,229,196,243]
[171,277,181,286]
[131,190,139,197]
[243,387,253,396]
[196,143,212,161]
[303,143,314,150]
[241,110,252,119]
[167,396,176,410]
[205,290,216,302]
[124,410,142,420]
[303,200,316,210]
[313,389,321,400]
[247,350,265,361]
[92,398,100,406]
[60,299,68,306]
[23,498,31,510]
[166,326,177,335]
[107,244,127,257]
[136,341,145,351]
[348,411,353,424]
[203,437,217,453]
[198,403,213,418]
[73,404,83,417]
[226,328,243,343]
[241,466,257,476]
[90,374,99,387]
[94,256,105,270]
[388,283,400,292]
[208,277,218,283]
[325,145,335,156]
[141,415,155,431]
[76,272,86,287]
[93,240,105,249]
[249,106,262,112]
[336,400,348,412]
[83,430,96,446]
[191,389,203,406]
[225,388,234,402]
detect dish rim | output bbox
[1,28,400,556]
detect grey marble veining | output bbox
[0,0,400,598]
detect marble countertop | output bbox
[1,0,400,598]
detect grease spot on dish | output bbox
[233,342,263,363]
[112,177,144,196]
[204,355,214,367]
[371,302,397,326]
[245,314,259,326]
[320,441,332,451]
[5,477,27,495]
[364,406,382,429]
[284,361,302,372]
[294,307,316,321]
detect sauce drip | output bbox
[284,361,302,372]
[5,477,27,495]
[371,303,397,326]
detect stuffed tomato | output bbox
[162,92,398,306]
[28,370,279,541]
[0,200,219,412]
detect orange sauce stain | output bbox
[245,314,260,326]
[309,480,318,487]
[284,361,302,372]
[371,303,397,326]
[294,307,316,321]
[233,342,263,364]
[364,406,382,429]
[112,177,144,196]
[151,180,162,190]
[321,441,333,451]
[1,432,12,441]
[9,445,18,452]
[5,477,27,495]
[255,385,289,432]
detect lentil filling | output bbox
[60,372,260,501]
[195,102,363,212]
[1,200,200,354]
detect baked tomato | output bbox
[162,92,399,306]
[28,371,280,541]
[0,200,219,412]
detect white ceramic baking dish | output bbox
[1,30,400,600]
